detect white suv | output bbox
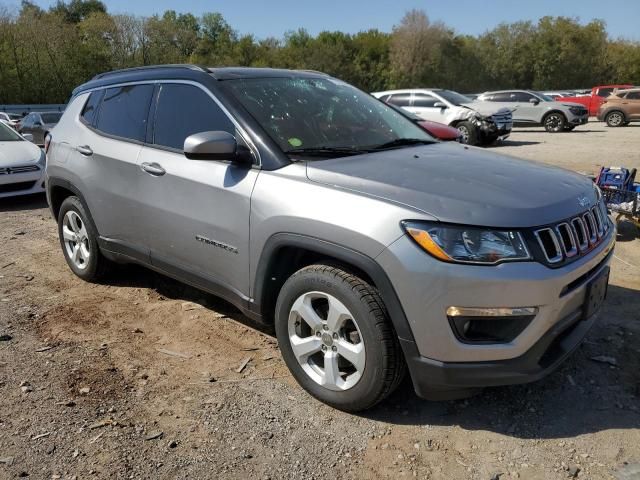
[372,89,512,145]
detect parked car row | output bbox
[0,121,46,198]
[36,65,616,413]
[0,110,63,145]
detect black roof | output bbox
[71,65,329,97]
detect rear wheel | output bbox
[275,264,405,412]
[543,112,566,132]
[605,111,625,127]
[456,121,478,145]
[57,196,110,281]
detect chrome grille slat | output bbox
[534,199,609,265]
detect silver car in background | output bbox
[18,111,63,145]
[476,90,588,132]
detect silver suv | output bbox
[46,66,614,412]
[477,90,589,132]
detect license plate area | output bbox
[583,266,609,319]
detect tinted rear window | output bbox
[41,112,62,123]
[96,84,154,142]
[153,84,234,150]
[387,94,412,107]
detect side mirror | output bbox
[184,131,253,165]
[22,133,34,142]
[433,102,447,109]
[528,98,540,105]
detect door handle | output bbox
[76,145,93,156]
[141,162,166,176]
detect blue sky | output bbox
[22,0,640,40]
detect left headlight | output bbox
[37,149,46,167]
[402,221,531,265]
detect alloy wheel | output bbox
[457,125,470,144]
[607,112,623,127]
[62,210,91,270]
[545,114,563,132]
[288,291,365,391]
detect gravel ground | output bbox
[1,121,639,480]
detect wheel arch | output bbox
[252,233,415,344]
[47,177,97,229]
[604,109,628,123]
[542,109,567,122]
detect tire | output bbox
[57,196,110,281]
[456,121,478,145]
[605,111,625,128]
[275,264,405,412]
[543,112,566,133]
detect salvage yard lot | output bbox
[1,122,639,479]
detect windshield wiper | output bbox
[285,146,370,157]
[371,138,435,150]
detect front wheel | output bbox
[456,121,478,145]
[543,113,566,132]
[605,111,625,127]
[275,264,405,412]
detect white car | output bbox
[372,88,512,145]
[0,121,46,198]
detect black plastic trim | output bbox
[252,233,416,343]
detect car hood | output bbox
[305,142,598,228]
[0,140,42,167]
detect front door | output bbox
[135,82,259,299]
[406,93,449,123]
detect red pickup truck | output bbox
[557,85,633,116]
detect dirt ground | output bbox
[1,122,639,480]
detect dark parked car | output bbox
[19,111,63,145]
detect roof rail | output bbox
[92,64,207,80]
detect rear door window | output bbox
[95,84,154,142]
[625,91,640,100]
[485,92,513,102]
[152,83,235,151]
[412,94,439,108]
[386,94,412,107]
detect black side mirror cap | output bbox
[184,131,253,165]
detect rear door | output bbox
[135,82,259,298]
[624,91,640,119]
[72,84,154,257]
[405,93,448,123]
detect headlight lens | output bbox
[402,221,531,265]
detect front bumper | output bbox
[568,113,589,126]
[376,224,614,397]
[479,120,512,140]
[0,169,45,199]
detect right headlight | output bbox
[402,221,531,265]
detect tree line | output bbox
[1,0,639,104]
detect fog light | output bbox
[446,306,537,344]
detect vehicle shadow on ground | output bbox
[494,140,540,147]
[363,283,640,439]
[101,263,275,336]
[0,193,47,212]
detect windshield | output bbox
[438,90,474,106]
[41,112,62,124]
[224,77,434,155]
[0,122,23,141]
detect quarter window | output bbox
[153,84,235,151]
[95,84,154,142]
[81,91,103,126]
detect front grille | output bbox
[0,165,40,175]
[533,199,610,265]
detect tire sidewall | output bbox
[456,121,478,145]
[275,268,389,410]
[57,196,101,280]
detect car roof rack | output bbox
[92,64,208,80]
